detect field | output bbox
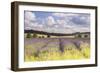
[24,38,90,62]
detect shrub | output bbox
[26,33,32,38]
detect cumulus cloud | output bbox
[24,11,37,30]
[25,11,36,21]
[53,12,90,26]
[52,13,66,17]
[56,20,66,25]
[46,16,56,26]
[70,15,90,26]
[52,13,78,18]
[24,11,90,34]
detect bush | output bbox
[26,33,32,38]
[33,33,37,38]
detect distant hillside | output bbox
[24,30,90,36]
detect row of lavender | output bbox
[24,38,90,61]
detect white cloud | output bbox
[56,19,73,28]
[24,11,90,34]
[45,14,90,33]
[53,13,66,17]
[56,20,66,25]
[54,25,59,28]
[52,13,78,18]
[24,27,32,30]
[76,27,90,32]
[46,16,56,26]
[25,11,36,21]
[30,23,39,27]
[68,25,90,33]
[24,11,39,30]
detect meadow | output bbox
[24,38,90,62]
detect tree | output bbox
[47,35,50,38]
[26,33,32,38]
[42,36,44,38]
[33,33,37,38]
[84,34,88,38]
[77,34,81,38]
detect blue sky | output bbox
[24,11,90,34]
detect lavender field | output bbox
[24,38,90,62]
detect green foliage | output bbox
[33,33,37,38]
[26,33,32,38]
[77,34,82,38]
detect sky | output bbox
[24,11,90,34]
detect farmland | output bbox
[24,38,90,62]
